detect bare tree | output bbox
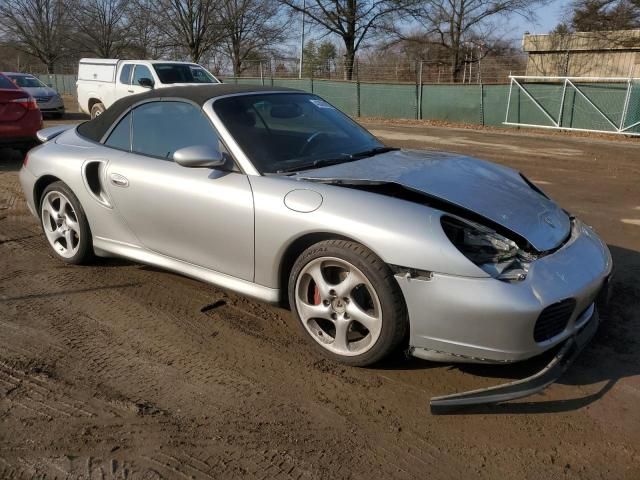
[407,0,551,82]
[126,0,169,59]
[537,1,640,77]
[220,0,288,75]
[568,0,639,31]
[70,0,129,58]
[153,0,224,63]
[280,0,409,80]
[0,0,71,72]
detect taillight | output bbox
[11,97,39,110]
[23,152,29,167]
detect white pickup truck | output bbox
[76,59,221,118]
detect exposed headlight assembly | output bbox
[441,215,535,281]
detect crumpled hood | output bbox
[295,149,571,252]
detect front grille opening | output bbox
[534,298,576,342]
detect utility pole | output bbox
[298,0,306,79]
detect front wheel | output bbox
[289,240,408,366]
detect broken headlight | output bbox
[441,215,534,281]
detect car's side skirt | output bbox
[93,236,280,304]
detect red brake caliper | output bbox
[313,285,321,305]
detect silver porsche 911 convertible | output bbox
[20,85,612,409]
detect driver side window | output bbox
[104,101,228,162]
[132,102,221,159]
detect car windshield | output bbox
[153,64,218,84]
[8,75,45,88]
[214,93,387,174]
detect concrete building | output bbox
[523,30,640,77]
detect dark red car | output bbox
[0,72,42,154]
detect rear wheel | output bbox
[289,240,408,366]
[39,181,93,264]
[90,102,105,119]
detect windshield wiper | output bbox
[346,146,398,160]
[275,146,398,174]
[276,157,350,173]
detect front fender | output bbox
[249,176,488,289]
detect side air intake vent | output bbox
[83,160,112,207]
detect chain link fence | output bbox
[226,54,529,84]
[220,53,639,133]
[29,69,640,135]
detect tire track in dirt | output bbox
[0,361,96,420]
[193,295,474,479]
[1,230,462,478]
[0,259,381,477]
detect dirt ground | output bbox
[0,106,639,479]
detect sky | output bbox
[509,0,569,38]
[292,0,572,55]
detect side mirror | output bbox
[173,145,226,169]
[138,77,154,89]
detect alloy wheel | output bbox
[41,191,81,258]
[295,257,382,356]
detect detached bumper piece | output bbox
[430,309,600,414]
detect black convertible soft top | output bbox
[77,84,299,143]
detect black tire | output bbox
[39,181,94,265]
[90,102,105,119]
[288,239,408,367]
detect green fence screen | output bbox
[421,84,482,124]
[360,82,416,119]
[35,73,640,133]
[35,74,77,95]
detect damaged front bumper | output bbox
[396,220,612,364]
[393,218,612,412]
[430,304,601,413]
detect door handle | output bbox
[110,173,129,187]
[127,89,134,93]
